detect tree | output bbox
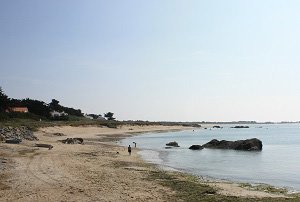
[104,112,116,121]
[21,98,50,118]
[49,99,60,110]
[49,99,64,112]
[0,87,9,112]
[9,98,23,107]
[48,99,83,116]
[64,107,83,117]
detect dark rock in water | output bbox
[166,141,179,147]
[60,138,84,144]
[213,126,222,128]
[165,146,173,149]
[5,139,22,144]
[189,145,203,150]
[231,126,249,129]
[202,138,262,151]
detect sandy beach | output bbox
[0,125,295,201]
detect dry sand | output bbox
[0,125,290,201]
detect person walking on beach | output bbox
[128,145,131,155]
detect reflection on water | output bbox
[120,124,300,191]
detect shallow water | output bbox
[120,124,300,191]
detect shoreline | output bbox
[124,148,297,199]
[124,125,300,194]
[137,150,300,195]
[0,125,299,201]
[117,126,300,198]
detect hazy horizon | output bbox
[1,1,300,122]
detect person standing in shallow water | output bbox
[128,145,131,155]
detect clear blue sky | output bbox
[1,0,300,122]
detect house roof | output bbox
[10,107,29,113]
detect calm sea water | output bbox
[120,124,300,191]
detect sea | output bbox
[120,124,300,192]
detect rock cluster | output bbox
[231,126,249,129]
[202,138,262,151]
[166,141,179,147]
[59,138,84,144]
[0,126,38,141]
[189,145,204,150]
[213,126,222,128]
[168,138,262,151]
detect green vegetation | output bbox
[0,87,84,121]
[0,118,114,131]
[147,170,300,202]
[0,87,109,122]
[49,99,83,117]
[104,112,115,121]
[239,183,288,194]
[0,118,199,132]
[0,86,201,130]
[0,87,9,113]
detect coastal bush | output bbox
[50,114,69,121]
[0,113,9,121]
[104,112,116,121]
[106,122,118,128]
[7,112,44,120]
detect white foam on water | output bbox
[137,150,179,172]
[138,150,163,164]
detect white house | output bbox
[97,116,106,120]
[84,114,94,119]
[50,111,68,117]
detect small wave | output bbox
[138,150,164,164]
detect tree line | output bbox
[0,87,115,121]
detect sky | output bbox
[1,0,300,122]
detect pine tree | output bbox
[0,87,9,112]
